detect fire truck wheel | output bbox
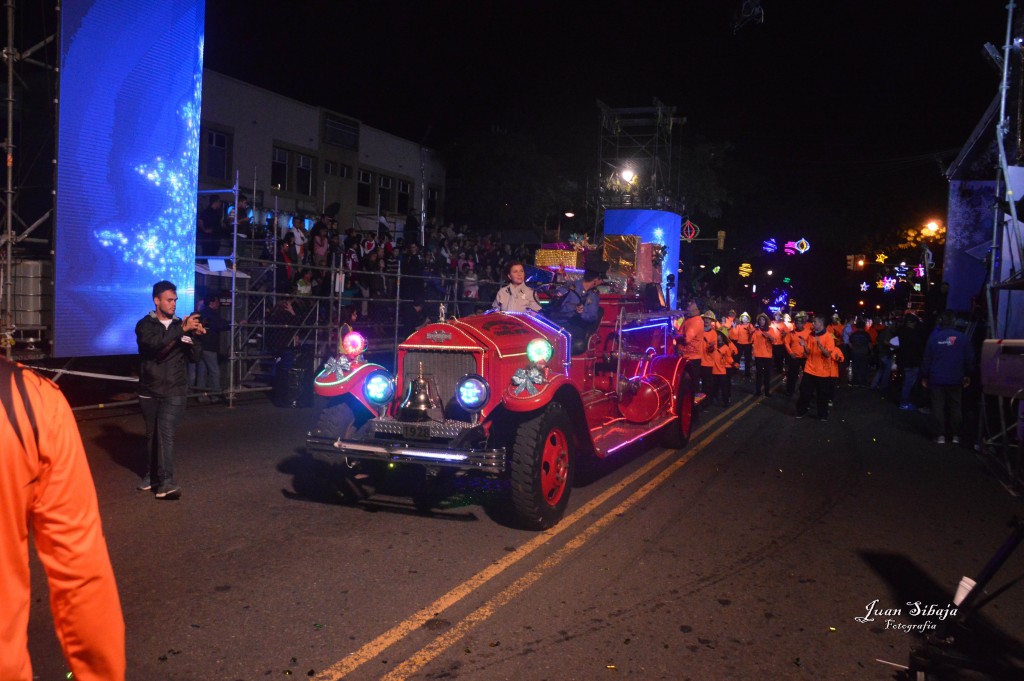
[511,403,575,530]
[312,398,369,440]
[662,370,697,448]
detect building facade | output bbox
[198,70,444,238]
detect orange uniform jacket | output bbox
[826,323,844,343]
[700,328,719,367]
[680,315,705,361]
[752,326,777,358]
[711,338,738,375]
[730,322,754,345]
[1,360,125,681]
[770,320,788,346]
[804,331,841,378]
[784,326,812,358]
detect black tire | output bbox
[311,398,367,439]
[662,366,697,449]
[510,403,575,530]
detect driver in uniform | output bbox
[492,261,542,313]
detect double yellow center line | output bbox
[315,395,760,680]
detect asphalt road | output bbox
[26,378,1024,680]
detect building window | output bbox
[271,147,289,191]
[378,175,393,212]
[397,180,411,214]
[357,170,372,207]
[339,164,351,179]
[297,154,314,196]
[324,113,359,150]
[201,129,230,180]
[324,160,336,176]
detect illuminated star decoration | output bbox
[875,253,888,264]
[914,264,925,277]
[94,38,203,284]
[860,281,869,291]
[881,277,897,291]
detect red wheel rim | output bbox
[540,427,569,506]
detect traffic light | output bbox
[717,230,726,250]
[846,255,855,270]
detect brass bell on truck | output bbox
[399,362,441,422]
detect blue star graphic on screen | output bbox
[93,39,202,286]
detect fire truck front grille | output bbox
[401,351,479,409]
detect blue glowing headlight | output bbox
[364,370,395,405]
[455,374,490,412]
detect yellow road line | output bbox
[314,395,756,680]
[382,399,760,680]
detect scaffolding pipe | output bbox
[4,0,16,358]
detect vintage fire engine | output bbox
[305,292,700,530]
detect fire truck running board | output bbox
[591,392,706,458]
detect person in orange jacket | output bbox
[0,358,125,681]
[796,314,843,420]
[710,326,738,406]
[752,312,776,397]
[730,311,755,379]
[675,298,704,379]
[699,310,719,395]
[783,311,812,396]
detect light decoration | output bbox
[94,44,203,283]
[364,370,396,405]
[784,241,799,255]
[914,283,922,292]
[341,331,368,358]
[894,264,909,282]
[455,374,490,412]
[914,264,925,278]
[789,299,797,308]
[876,253,888,264]
[795,238,810,254]
[762,238,778,253]
[712,266,721,274]
[738,263,753,278]
[881,277,897,292]
[526,338,553,364]
[782,277,791,284]
[682,220,700,241]
[860,282,869,291]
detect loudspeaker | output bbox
[272,352,314,408]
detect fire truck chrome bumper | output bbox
[306,435,507,472]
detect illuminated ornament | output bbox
[682,220,700,241]
[511,366,546,396]
[738,263,753,278]
[526,338,554,364]
[762,238,778,253]
[782,277,791,284]
[876,279,887,290]
[881,277,897,291]
[876,253,888,264]
[712,266,721,274]
[914,264,925,278]
[789,299,797,308]
[341,331,367,358]
[784,241,798,255]
[913,283,922,292]
[860,282,869,291]
[795,238,810,254]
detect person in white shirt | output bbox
[492,262,541,313]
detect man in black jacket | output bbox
[136,281,204,499]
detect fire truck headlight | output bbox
[455,374,489,412]
[526,338,553,364]
[364,370,395,405]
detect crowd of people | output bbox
[673,302,975,444]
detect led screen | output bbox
[56,0,205,356]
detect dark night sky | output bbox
[204,1,1011,246]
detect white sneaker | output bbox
[935,436,946,444]
[952,436,960,444]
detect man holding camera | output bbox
[135,281,204,499]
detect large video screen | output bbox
[56,0,205,356]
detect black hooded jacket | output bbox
[135,312,202,397]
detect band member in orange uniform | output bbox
[796,314,842,420]
[730,312,755,379]
[710,326,738,406]
[783,311,812,396]
[752,313,776,398]
[770,311,788,372]
[700,310,719,395]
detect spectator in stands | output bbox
[310,225,330,268]
[275,239,296,293]
[197,196,224,256]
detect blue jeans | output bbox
[139,395,186,487]
[871,355,893,390]
[195,350,221,393]
[900,367,920,405]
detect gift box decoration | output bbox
[535,248,584,268]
